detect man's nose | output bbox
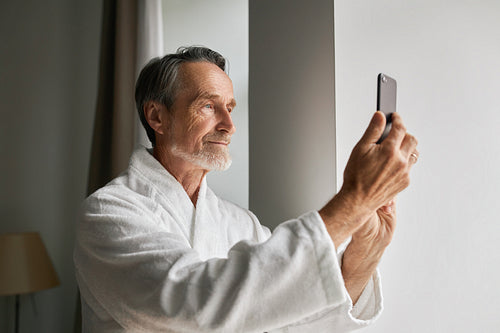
[217,108,236,135]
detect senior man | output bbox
[74,46,418,332]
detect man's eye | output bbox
[204,104,213,109]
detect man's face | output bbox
[162,61,236,171]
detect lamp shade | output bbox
[0,232,60,295]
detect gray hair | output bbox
[135,46,227,146]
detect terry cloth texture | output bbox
[74,147,383,332]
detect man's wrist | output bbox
[342,239,384,279]
[319,189,373,246]
[341,241,382,305]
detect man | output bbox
[74,46,418,332]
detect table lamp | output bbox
[0,232,60,333]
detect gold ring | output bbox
[410,153,419,162]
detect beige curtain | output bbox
[86,0,137,195]
[135,0,164,146]
[75,1,163,331]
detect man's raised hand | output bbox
[319,111,418,245]
[340,111,418,217]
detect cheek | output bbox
[185,108,215,137]
[185,111,203,134]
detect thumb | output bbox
[359,111,386,145]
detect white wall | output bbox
[335,0,500,331]
[249,0,336,229]
[162,0,249,208]
[0,1,102,332]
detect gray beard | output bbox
[170,143,232,171]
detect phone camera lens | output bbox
[382,75,387,83]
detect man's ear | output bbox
[143,101,167,135]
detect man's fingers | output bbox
[383,112,406,146]
[400,133,419,164]
[400,132,418,154]
[359,111,386,145]
[409,150,419,165]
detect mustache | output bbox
[203,133,232,144]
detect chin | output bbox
[193,145,232,171]
[171,144,232,171]
[196,154,232,171]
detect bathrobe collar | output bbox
[127,147,227,259]
[129,147,208,214]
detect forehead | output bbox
[178,61,234,97]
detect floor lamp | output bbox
[0,232,60,333]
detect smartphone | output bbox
[376,73,397,143]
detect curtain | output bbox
[74,1,163,331]
[136,0,164,146]
[87,0,137,195]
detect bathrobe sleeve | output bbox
[272,253,383,332]
[74,192,381,332]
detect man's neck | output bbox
[153,146,208,207]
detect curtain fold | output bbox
[74,1,163,331]
[135,0,164,146]
[86,0,138,195]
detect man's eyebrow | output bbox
[196,92,237,108]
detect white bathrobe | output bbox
[74,147,383,332]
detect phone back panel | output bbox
[377,73,397,142]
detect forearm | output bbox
[341,239,384,304]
